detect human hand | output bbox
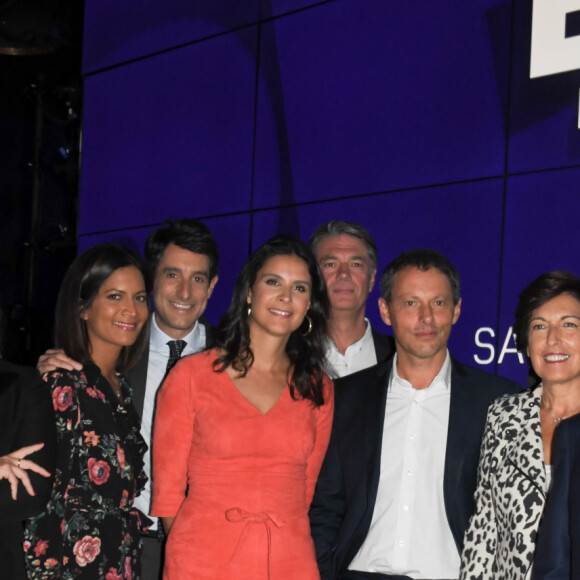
[37,349,82,375]
[0,443,51,500]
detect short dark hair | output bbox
[514,270,580,354]
[55,243,152,374]
[214,235,330,406]
[380,249,461,305]
[144,218,219,280]
[309,220,378,273]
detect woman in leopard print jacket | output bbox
[460,271,580,580]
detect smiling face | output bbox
[314,234,376,318]
[527,293,580,389]
[379,266,461,368]
[152,243,218,339]
[246,254,312,340]
[82,266,149,356]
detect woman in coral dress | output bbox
[152,235,334,579]
[24,244,152,579]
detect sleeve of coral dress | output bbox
[151,355,197,517]
[305,375,334,507]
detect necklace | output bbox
[540,395,568,425]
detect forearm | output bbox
[161,516,175,534]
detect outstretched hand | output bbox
[37,349,82,375]
[0,443,51,500]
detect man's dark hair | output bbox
[55,243,152,373]
[144,218,219,280]
[380,249,461,305]
[308,220,378,273]
[514,270,580,355]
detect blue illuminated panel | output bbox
[80,27,257,234]
[83,0,260,74]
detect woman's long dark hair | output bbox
[214,235,330,406]
[54,243,152,374]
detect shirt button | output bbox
[407,470,413,476]
[398,540,405,547]
[409,434,415,439]
[402,505,409,511]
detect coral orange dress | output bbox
[152,349,333,580]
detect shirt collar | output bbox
[391,349,452,392]
[150,312,204,353]
[326,317,374,354]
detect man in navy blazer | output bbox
[309,249,520,580]
[533,412,580,580]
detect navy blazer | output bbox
[127,317,214,422]
[533,412,580,580]
[308,355,520,579]
[371,328,395,365]
[0,362,56,580]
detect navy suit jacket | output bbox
[371,328,395,365]
[533,412,580,580]
[127,317,214,422]
[309,355,520,579]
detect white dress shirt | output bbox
[325,318,377,378]
[349,351,460,579]
[133,313,206,530]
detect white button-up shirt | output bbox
[349,351,460,579]
[325,318,377,378]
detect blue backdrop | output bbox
[79,0,580,387]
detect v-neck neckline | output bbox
[223,370,289,416]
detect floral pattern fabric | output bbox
[24,364,149,580]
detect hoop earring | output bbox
[247,304,252,317]
[302,314,313,337]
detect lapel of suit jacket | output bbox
[443,357,480,545]
[365,358,393,507]
[504,386,546,495]
[126,328,151,423]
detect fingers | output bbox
[0,462,33,500]
[10,444,51,476]
[37,349,82,373]
[22,459,51,478]
[16,469,35,498]
[11,442,45,458]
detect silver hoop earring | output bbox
[302,314,313,337]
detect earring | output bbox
[302,314,313,337]
[247,304,252,317]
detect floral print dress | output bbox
[24,364,149,580]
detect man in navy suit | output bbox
[309,249,520,580]
[309,221,394,378]
[37,218,219,580]
[533,412,580,580]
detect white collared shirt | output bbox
[349,351,460,579]
[133,313,206,530]
[325,318,377,378]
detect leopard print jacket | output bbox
[460,387,547,580]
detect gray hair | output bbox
[308,220,378,272]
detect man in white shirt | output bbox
[309,221,394,378]
[309,249,520,580]
[37,218,219,580]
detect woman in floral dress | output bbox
[24,244,152,580]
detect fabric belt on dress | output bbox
[225,507,285,580]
